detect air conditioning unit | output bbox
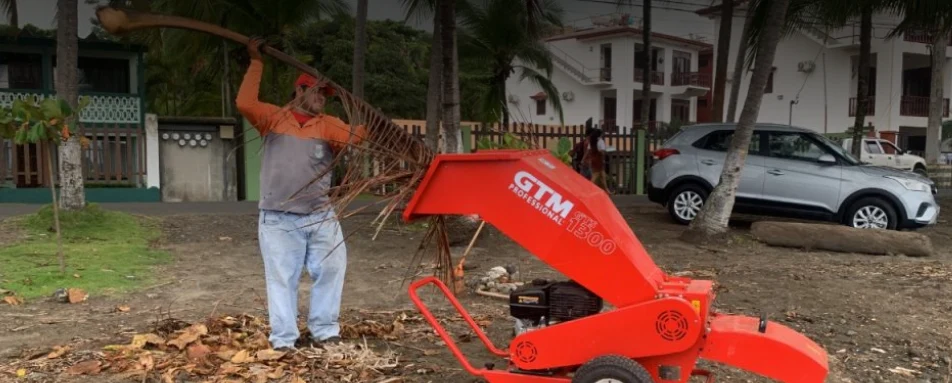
[798,61,816,73]
[562,91,575,102]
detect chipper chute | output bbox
[402,149,829,383]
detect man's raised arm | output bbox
[235,38,282,135]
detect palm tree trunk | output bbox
[684,0,791,239]
[440,0,461,154]
[353,0,368,100]
[425,9,442,153]
[712,0,733,122]
[726,4,753,123]
[640,0,652,131]
[927,29,948,164]
[56,0,85,211]
[851,6,873,159]
[501,79,510,129]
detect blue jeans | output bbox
[258,209,347,348]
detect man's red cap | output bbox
[295,73,336,97]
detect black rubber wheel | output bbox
[572,355,654,383]
[913,165,928,177]
[666,183,708,225]
[844,197,898,230]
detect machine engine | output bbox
[509,279,603,335]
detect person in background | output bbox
[583,128,609,191]
[571,126,593,178]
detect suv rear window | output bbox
[693,130,762,154]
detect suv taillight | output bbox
[653,148,680,161]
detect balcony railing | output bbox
[634,70,665,85]
[900,96,950,117]
[0,89,142,125]
[671,72,712,88]
[849,97,875,116]
[903,30,952,45]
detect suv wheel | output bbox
[913,165,928,177]
[846,197,898,230]
[667,184,707,225]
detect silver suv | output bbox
[647,123,939,230]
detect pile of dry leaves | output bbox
[2,313,417,382]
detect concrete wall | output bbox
[158,118,238,202]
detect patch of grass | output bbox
[0,204,170,300]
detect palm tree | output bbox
[56,0,85,210]
[726,4,754,122]
[883,0,952,164]
[685,0,792,238]
[1,0,17,28]
[712,0,734,122]
[458,0,564,128]
[402,0,559,152]
[353,0,368,100]
[401,0,443,152]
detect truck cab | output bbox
[842,137,928,175]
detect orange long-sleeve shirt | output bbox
[236,59,368,214]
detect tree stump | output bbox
[750,221,934,257]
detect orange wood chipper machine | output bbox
[401,150,829,383]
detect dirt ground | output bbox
[1,197,951,383]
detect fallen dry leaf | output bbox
[167,324,208,349]
[255,349,286,362]
[230,349,254,364]
[116,305,131,312]
[187,342,212,363]
[139,353,155,371]
[47,345,70,359]
[267,365,286,379]
[16,368,26,378]
[217,362,242,375]
[73,274,81,278]
[3,295,23,305]
[215,349,238,361]
[67,288,88,304]
[67,360,102,375]
[290,375,306,383]
[131,333,166,350]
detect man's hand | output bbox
[247,37,265,61]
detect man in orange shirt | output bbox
[236,38,367,351]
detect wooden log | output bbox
[750,221,934,257]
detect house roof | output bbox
[0,27,147,53]
[695,0,752,17]
[545,26,713,49]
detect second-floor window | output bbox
[536,98,546,115]
[673,51,691,74]
[0,53,43,89]
[54,56,131,94]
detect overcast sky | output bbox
[11,0,716,42]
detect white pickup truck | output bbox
[842,137,928,176]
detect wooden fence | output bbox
[386,120,681,194]
[0,124,147,189]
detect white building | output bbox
[698,2,952,154]
[505,18,715,132]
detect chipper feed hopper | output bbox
[402,150,829,383]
